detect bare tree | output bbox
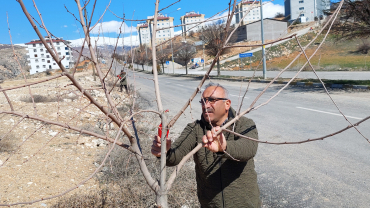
[199,22,235,76]
[134,45,146,71]
[274,12,285,18]
[174,42,197,75]
[156,45,171,73]
[330,0,370,40]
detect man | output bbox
[118,69,128,93]
[152,83,261,208]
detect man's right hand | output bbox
[151,135,171,157]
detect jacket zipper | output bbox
[219,159,225,208]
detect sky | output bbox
[1,0,285,46]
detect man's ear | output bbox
[225,99,231,110]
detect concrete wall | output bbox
[246,19,288,41]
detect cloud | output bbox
[64,25,68,28]
[262,2,285,18]
[69,35,140,47]
[90,20,137,34]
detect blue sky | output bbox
[1,0,285,44]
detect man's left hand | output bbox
[202,126,227,153]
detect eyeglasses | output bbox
[199,97,228,105]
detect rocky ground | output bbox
[0,71,131,207]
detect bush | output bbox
[357,42,370,54]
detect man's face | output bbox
[201,86,231,126]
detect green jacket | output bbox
[119,72,127,85]
[167,108,261,208]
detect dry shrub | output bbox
[20,94,78,103]
[0,133,17,153]
[357,42,370,54]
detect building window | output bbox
[58,52,61,55]
[33,49,37,52]
[53,63,56,65]
[41,54,44,57]
[299,0,304,3]
[35,59,39,63]
[65,47,68,50]
[46,55,50,58]
[57,47,60,50]
[66,52,69,55]
[43,65,46,68]
[36,65,39,69]
[57,42,60,45]
[39,43,42,46]
[34,54,38,57]
[47,60,50,63]
[300,14,305,17]
[40,49,43,52]
[33,44,36,47]
[299,7,304,10]
[42,59,45,62]
[67,57,70,60]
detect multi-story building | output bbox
[137,13,175,46]
[137,23,150,46]
[180,11,205,36]
[25,37,73,74]
[285,0,331,23]
[235,1,261,25]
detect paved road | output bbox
[133,63,370,81]
[128,70,370,207]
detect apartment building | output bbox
[235,1,261,25]
[137,13,175,46]
[180,11,205,36]
[137,23,150,46]
[25,38,73,74]
[285,0,330,22]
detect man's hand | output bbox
[151,135,171,157]
[202,126,227,153]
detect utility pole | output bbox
[171,39,175,74]
[260,0,267,79]
[202,42,205,70]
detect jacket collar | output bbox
[201,107,236,130]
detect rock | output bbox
[77,137,90,145]
[48,130,58,137]
[92,139,107,147]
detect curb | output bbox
[137,70,369,91]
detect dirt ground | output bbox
[0,71,130,207]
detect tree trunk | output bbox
[162,63,165,74]
[217,57,220,76]
[141,64,144,71]
[93,65,96,81]
[185,64,188,75]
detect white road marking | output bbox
[296,107,363,120]
[230,94,248,99]
[177,84,185,87]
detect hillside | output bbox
[0,44,29,82]
[220,32,370,71]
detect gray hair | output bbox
[203,82,229,99]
